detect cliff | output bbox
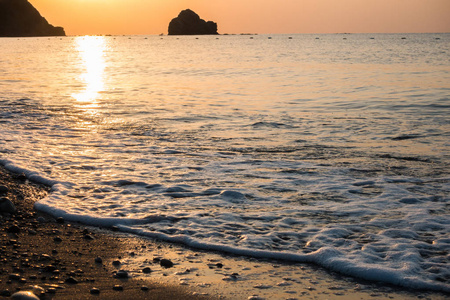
[0,0,65,37]
[168,9,218,35]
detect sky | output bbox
[31,0,450,36]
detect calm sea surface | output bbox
[0,33,449,291]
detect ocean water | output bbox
[0,33,449,292]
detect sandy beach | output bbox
[0,165,448,300]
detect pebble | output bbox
[83,234,95,240]
[9,274,21,281]
[56,217,64,224]
[0,290,12,297]
[113,285,123,291]
[253,284,272,289]
[114,270,129,278]
[94,256,103,263]
[7,225,21,233]
[112,260,121,266]
[0,185,8,194]
[142,267,152,273]
[248,296,265,300]
[160,258,174,268]
[90,288,100,294]
[65,277,78,284]
[0,197,16,214]
[11,291,40,300]
[141,286,149,291]
[36,217,46,223]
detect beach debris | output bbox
[0,198,16,214]
[11,291,40,300]
[160,258,174,268]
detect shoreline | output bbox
[1,165,448,299]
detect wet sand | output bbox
[0,165,447,299]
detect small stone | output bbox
[114,270,128,278]
[56,217,64,224]
[216,263,224,268]
[83,234,94,240]
[0,197,16,214]
[0,185,8,194]
[112,260,121,266]
[31,285,45,297]
[65,277,78,284]
[94,257,103,264]
[90,288,100,294]
[9,274,21,281]
[28,229,37,235]
[141,286,149,291]
[0,289,12,297]
[11,291,40,300]
[112,285,123,291]
[7,225,21,233]
[46,288,56,294]
[160,259,173,268]
[36,217,46,223]
[53,237,62,243]
[142,267,152,274]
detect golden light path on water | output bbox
[72,36,106,104]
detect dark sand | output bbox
[0,166,213,299]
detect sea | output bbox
[0,33,449,292]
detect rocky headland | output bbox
[0,0,65,37]
[168,9,218,35]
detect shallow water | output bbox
[0,33,449,292]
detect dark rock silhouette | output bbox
[0,0,65,37]
[168,9,218,35]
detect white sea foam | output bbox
[1,33,449,292]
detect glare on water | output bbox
[71,36,106,104]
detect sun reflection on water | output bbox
[72,36,106,104]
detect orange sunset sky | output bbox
[31,0,450,36]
